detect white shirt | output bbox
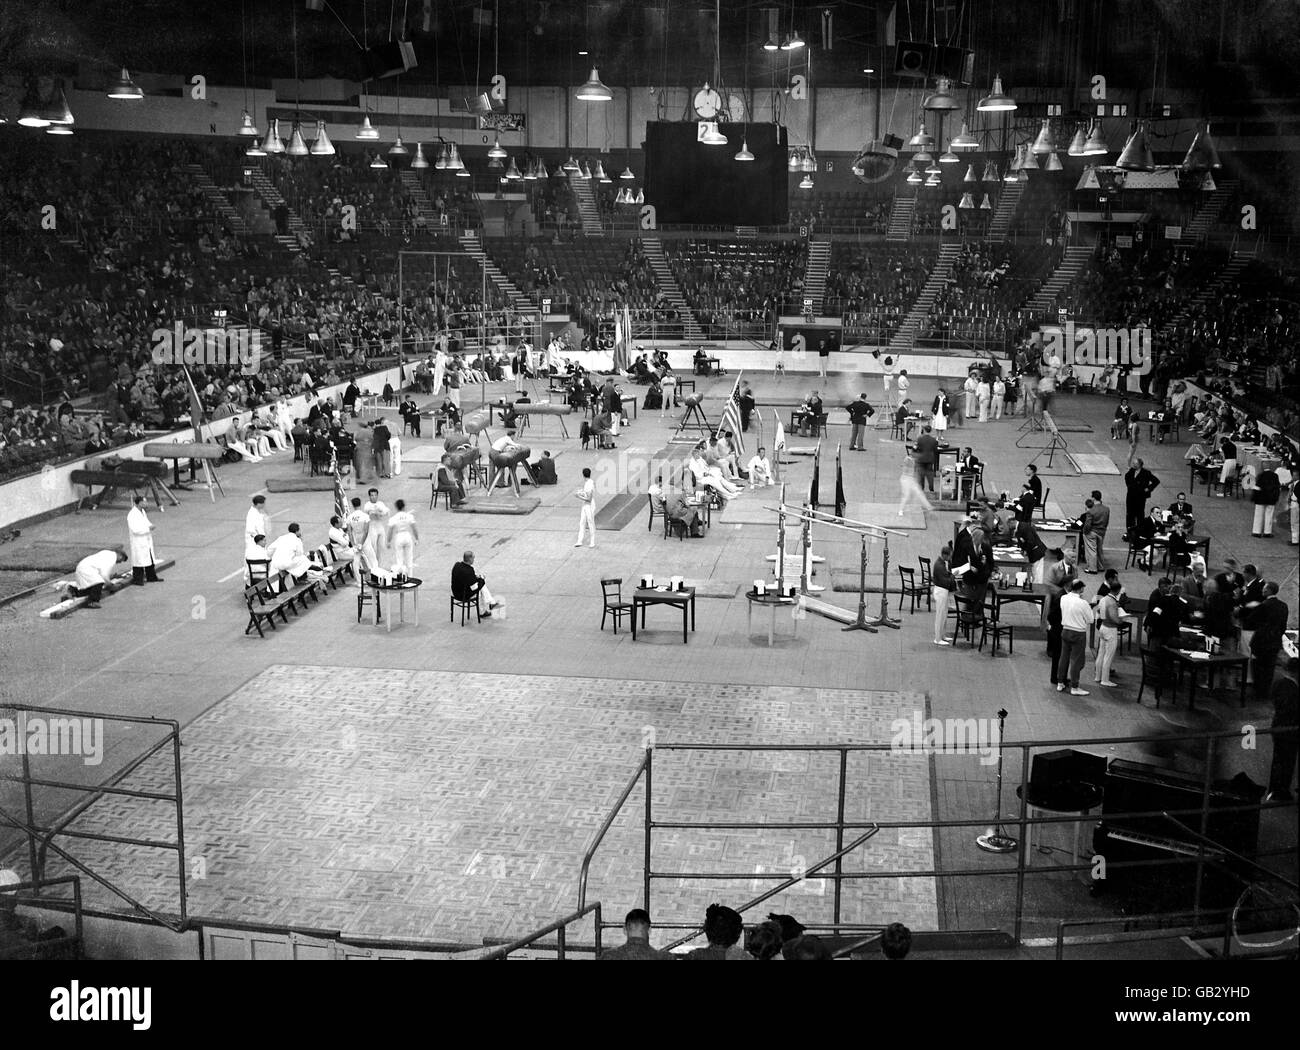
[328,526,352,550]
[388,511,416,538]
[245,536,270,561]
[75,550,118,590]
[896,375,910,395]
[245,506,269,538]
[748,455,772,478]
[579,477,596,509]
[1060,592,1094,632]
[267,533,306,574]
[346,509,370,544]
[362,499,389,521]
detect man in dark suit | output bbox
[951,515,993,597]
[1079,489,1111,573]
[846,394,875,451]
[1242,583,1289,699]
[1124,458,1160,533]
[1145,577,1189,645]
[913,425,940,494]
[1024,463,1043,509]
[451,550,500,617]
[738,384,756,431]
[531,450,558,485]
[956,448,982,500]
[1168,492,1195,520]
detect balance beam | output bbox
[143,442,226,460]
[265,476,337,492]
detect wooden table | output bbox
[1161,645,1249,709]
[370,576,421,632]
[1147,533,1211,573]
[986,582,1052,619]
[631,586,696,643]
[705,357,723,376]
[676,379,696,396]
[1037,519,1083,563]
[746,591,797,646]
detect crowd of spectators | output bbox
[666,239,805,336]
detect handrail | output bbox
[576,749,651,911]
[660,827,881,952]
[1054,909,1233,961]
[464,902,603,961]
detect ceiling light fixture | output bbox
[951,123,979,150]
[263,118,285,154]
[239,111,260,137]
[107,67,144,100]
[286,123,310,156]
[411,143,430,168]
[923,77,961,112]
[976,75,1016,113]
[1082,121,1108,156]
[576,67,613,102]
[1031,118,1055,154]
[1116,120,1154,171]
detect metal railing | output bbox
[468,903,604,961]
[0,875,84,961]
[0,704,189,932]
[569,724,1297,951]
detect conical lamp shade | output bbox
[411,143,430,168]
[504,157,523,180]
[982,161,999,182]
[620,165,635,179]
[239,110,260,137]
[1031,119,1055,154]
[1182,124,1221,171]
[309,121,335,156]
[581,162,593,179]
[488,137,507,160]
[563,156,580,172]
[591,160,607,181]
[286,123,310,156]
[798,173,814,189]
[964,164,977,183]
[523,159,537,180]
[924,173,940,187]
[1019,145,1039,170]
[42,85,75,127]
[913,149,934,165]
[925,160,942,175]
[634,188,644,204]
[923,77,961,112]
[1067,126,1087,156]
[788,150,802,171]
[1116,122,1154,171]
[907,123,935,150]
[958,192,975,209]
[356,114,380,140]
[1200,171,1217,192]
[107,67,144,100]
[976,75,1016,112]
[906,169,923,184]
[448,143,465,170]
[370,153,387,169]
[940,146,959,164]
[245,138,266,158]
[782,31,806,50]
[1083,122,1108,156]
[1045,150,1063,172]
[387,136,410,158]
[951,122,979,150]
[435,145,449,169]
[979,193,992,209]
[538,159,550,178]
[734,141,754,162]
[702,123,728,145]
[263,119,285,154]
[614,187,627,204]
[576,67,613,102]
[17,83,49,127]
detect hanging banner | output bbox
[478,113,526,132]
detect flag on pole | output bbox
[834,444,846,518]
[719,372,746,458]
[821,7,834,49]
[611,304,632,373]
[772,411,786,483]
[180,364,206,443]
[809,441,821,508]
[333,468,348,524]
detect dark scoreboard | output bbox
[643,121,789,227]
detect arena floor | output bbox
[1,369,1295,948]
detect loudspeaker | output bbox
[894,41,933,78]
[933,45,975,84]
[882,133,905,152]
[1030,749,1107,808]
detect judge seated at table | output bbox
[1168,493,1194,522]
[1132,509,1161,571]
[956,448,982,497]
[693,348,710,375]
[665,493,706,537]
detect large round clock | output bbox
[693,83,722,119]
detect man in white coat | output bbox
[69,549,128,607]
[267,523,323,583]
[127,495,163,585]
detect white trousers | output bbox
[1095,624,1119,683]
[933,586,951,641]
[577,504,596,545]
[1252,504,1275,535]
[392,536,416,575]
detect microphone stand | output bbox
[976,708,1018,854]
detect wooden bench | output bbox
[310,544,356,590]
[243,572,322,638]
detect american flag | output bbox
[333,468,347,524]
[720,373,745,458]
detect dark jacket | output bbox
[371,423,391,451]
[914,433,940,467]
[1146,588,1188,640]
[532,456,557,485]
[1014,521,1047,564]
[932,555,956,591]
[451,560,482,601]
[1242,596,1288,654]
[1124,467,1159,506]
[1253,469,1281,505]
[846,400,874,425]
